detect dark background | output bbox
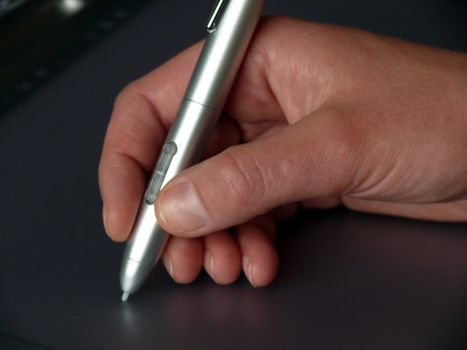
[1,0,467,349]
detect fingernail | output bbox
[243,256,257,288]
[102,205,109,236]
[205,251,215,276]
[166,258,175,281]
[158,182,209,233]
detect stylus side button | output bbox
[144,141,178,205]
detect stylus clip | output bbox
[207,0,228,32]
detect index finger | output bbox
[98,43,203,241]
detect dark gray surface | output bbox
[1,0,467,349]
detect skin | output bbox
[98,17,467,288]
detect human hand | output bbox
[99,17,467,287]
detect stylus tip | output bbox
[121,292,130,302]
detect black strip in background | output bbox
[0,0,157,118]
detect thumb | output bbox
[155,111,360,237]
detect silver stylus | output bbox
[120,0,264,302]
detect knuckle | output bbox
[316,112,366,162]
[113,81,141,110]
[220,147,267,210]
[311,112,368,192]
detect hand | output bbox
[99,17,467,287]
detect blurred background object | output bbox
[0,0,154,117]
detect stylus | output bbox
[119,0,264,302]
